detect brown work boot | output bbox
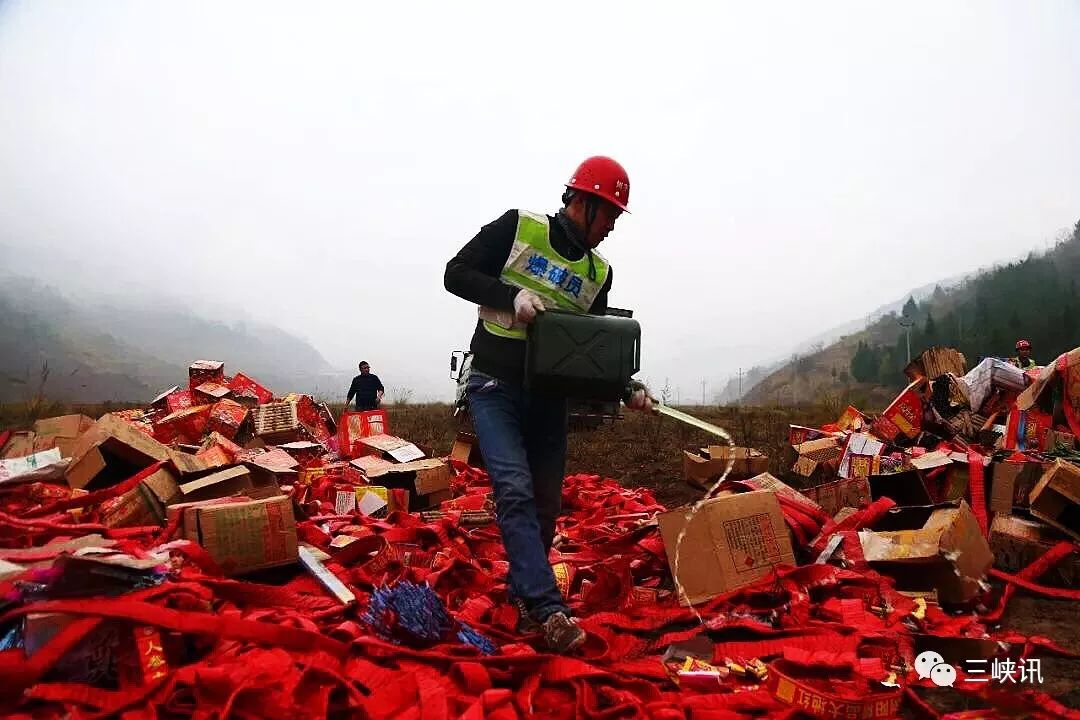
[542,612,585,654]
[511,597,542,635]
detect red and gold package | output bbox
[165,390,194,414]
[228,372,274,405]
[295,395,332,447]
[872,382,923,441]
[199,432,243,462]
[665,656,729,690]
[552,562,576,597]
[154,404,213,445]
[188,360,225,392]
[207,399,248,441]
[1005,408,1053,452]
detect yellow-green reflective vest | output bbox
[480,211,610,340]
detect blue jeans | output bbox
[466,370,569,622]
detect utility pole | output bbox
[701,378,706,407]
[898,316,914,364]
[737,367,743,406]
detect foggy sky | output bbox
[1,1,1078,402]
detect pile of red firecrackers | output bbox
[0,459,1077,719]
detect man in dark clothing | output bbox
[345,361,384,411]
[444,156,652,654]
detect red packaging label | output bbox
[228,372,274,405]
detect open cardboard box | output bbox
[657,490,795,605]
[990,459,1047,513]
[682,446,768,489]
[364,457,452,510]
[66,414,172,490]
[858,500,993,604]
[990,513,1078,587]
[1028,460,1080,541]
[100,465,181,528]
[173,464,282,505]
[800,476,871,516]
[31,414,95,458]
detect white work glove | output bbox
[625,383,655,413]
[513,289,546,325]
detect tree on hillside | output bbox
[924,312,938,346]
[850,341,879,382]
[902,296,918,320]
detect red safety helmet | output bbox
[1016,339,1032,350]
[565,156,630,212]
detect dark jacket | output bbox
[444,209,612,385]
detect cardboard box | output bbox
[66,414,172,490]
[251,402,305,444]
[151,386,181,411]
[189,360,225,392]
[858,501,993,604]
[153,404,213,445]
[165,390,194,414]
[793,437,843,464]
[207,400,248,441]
[1045,429,1078,452]
[194,382,232,405]
[990,460,1045,513]
[989,514,1078,587]
[1028,460,1080,541]
[175,465,282,504]
[788,425,833,446]
[227,372,274,406]
[359,434,426,463]
[801,476,871,516]
[657,490,795,605]
[868,470,933,507]
[1016,348,1080,413]
[450,432,483,467]
[905,347,967,383]
[1,431,37,459]
[682,446,769,489]
[1005,408,1052,452]
[100,465,181,528]
[872,381,924,441]
[838,433,884,479]
[178,495,297,576]
[741,472,824,515]
[365,457,452,510]
[31,414,95,458]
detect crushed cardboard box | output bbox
[657,490,795,605]
[858,501,993,604]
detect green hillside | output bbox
[744,219,1080,407]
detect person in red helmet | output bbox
[1010,340,1037,370]
[444,156,651,653]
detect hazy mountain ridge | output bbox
[742,220,1080,407]
[0,273,340,402]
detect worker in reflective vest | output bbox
[444,156,652,653]
[1010,339,1037,370]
